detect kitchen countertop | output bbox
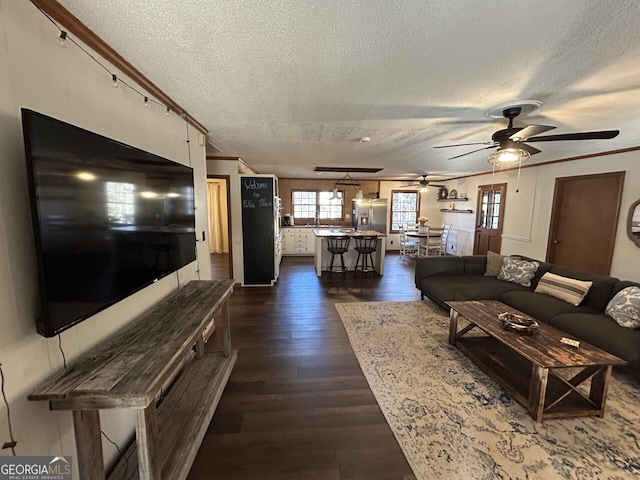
[282,225,351,229]
[313,229,386,237]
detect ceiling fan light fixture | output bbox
[488,148,530,168]
[419,184,429,193]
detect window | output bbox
[390,190,419,232]
[292,190,343,221]
[480,187,501,228]
[106,181,135,224]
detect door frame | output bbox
[545,172,624,274]
[473,183,507,255]
[207,174,233,279]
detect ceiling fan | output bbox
[401,174,445,191]
[434,107,620,163]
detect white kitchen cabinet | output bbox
[282,227,315,255]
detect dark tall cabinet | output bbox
[240,174,281,285]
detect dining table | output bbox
[405,229,443,256]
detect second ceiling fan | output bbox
[401,174,445,191]
[434,106,620,161]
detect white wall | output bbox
[440,151,640,282]
[206,159,244,283]
[0,1,209,474]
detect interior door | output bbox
[474,183,507,255]
[546,172,624,275]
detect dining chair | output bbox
[440,224,451,255]
[399,225,419,260]
[419,225,445,257]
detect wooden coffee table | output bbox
[447,300,627,422]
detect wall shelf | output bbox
[440,209,473,213]
[438,198,469,202]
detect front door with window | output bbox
[474,183,507,255]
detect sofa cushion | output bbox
[534,272,593,306]
[549,313,640,369]
[484,251,505,276]
[605,286,640,329]
[414,256,465,288]
[510,255,553,289]
[550,266,618,312]
[462,255,487,276]
[499,290,600,323]
[497,257,539,287]
[419,275,529,304]
[613,280,640,295]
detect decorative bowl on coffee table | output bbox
[498,311,539,335]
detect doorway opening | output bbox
[207,176,232,279]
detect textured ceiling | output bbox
[57,0,640,180]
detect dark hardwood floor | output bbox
[210,252,231,280]
[189,253,421,480]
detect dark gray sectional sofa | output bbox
[415,254,640,370]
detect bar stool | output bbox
[353,235,378,276]
[326,236,351,273]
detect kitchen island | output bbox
[313,229,387,276]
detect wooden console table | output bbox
[29,279,237,480]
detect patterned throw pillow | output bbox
[605,286,640,329]
[534,272,593,306]
[484,251,505,276]
[497,257,539,287]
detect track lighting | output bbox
[58,30,68,47]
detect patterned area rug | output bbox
[335,300,640,480]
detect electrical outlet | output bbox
[390,240,393,245]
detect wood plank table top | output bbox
[405,231,442,238]
[29,279,235,409]
[446,300,626,368]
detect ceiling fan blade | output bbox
[447,144,498,160]
[526,130,620,142]
[518,142,541,156]
[401,183,419,187]
[434,141,496,148]
[509,124,556,141]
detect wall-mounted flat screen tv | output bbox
[22,109,196,337]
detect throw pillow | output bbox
[497,257,539,287]
[605,286,640,329]
[484,251,505,276]
[534,272,593,306]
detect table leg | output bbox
[590,364,613,417]
[72,410,105,480]
[448,309,459,345]
[221,302,232,358]
[136,403,160,480]
[528,365,549,422]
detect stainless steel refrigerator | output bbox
[352,199,387,233]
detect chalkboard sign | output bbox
[240,175,275,285]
